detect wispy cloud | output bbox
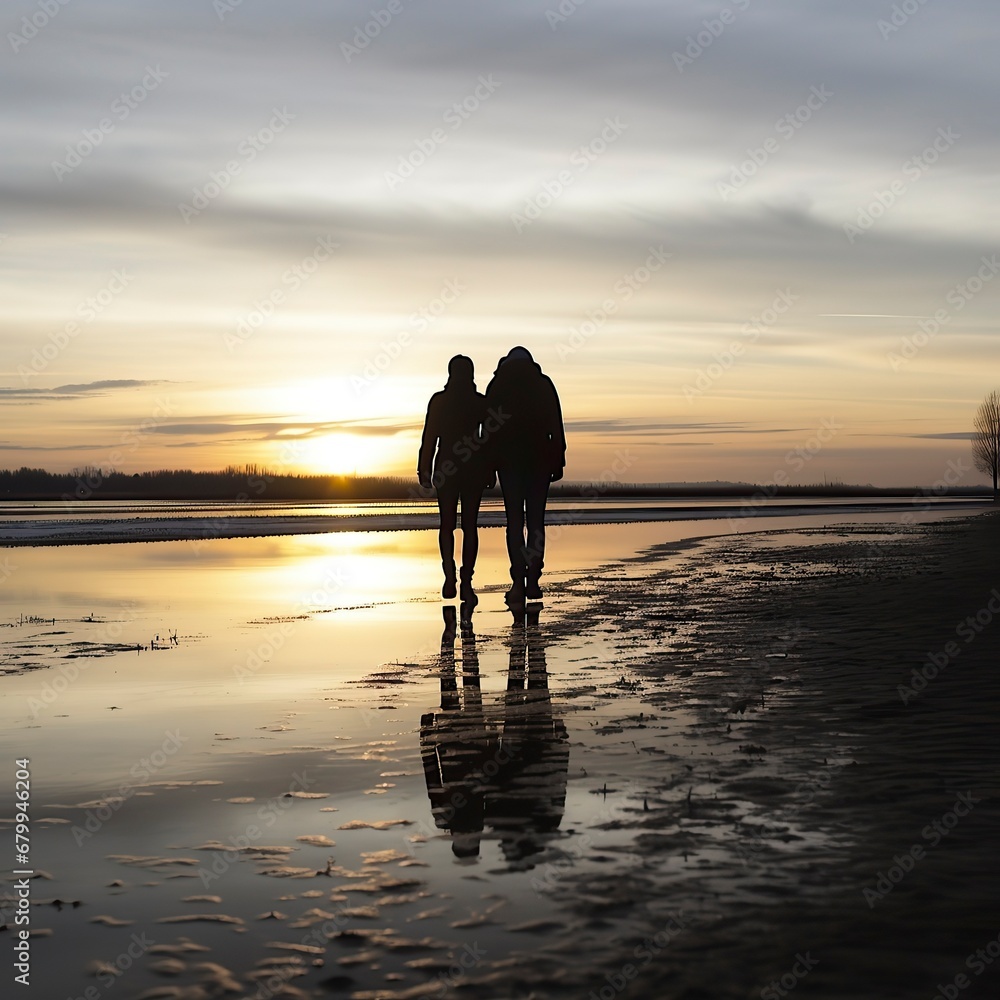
[0,380,165,402]
[567,419,807,437]
[0,441,110,451]
[146,418,419,440]
[905,431,975,440]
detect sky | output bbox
[1,0,997,487]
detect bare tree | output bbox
[972,389,1000,499]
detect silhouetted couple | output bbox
[418,347,565,604]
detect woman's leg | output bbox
[458,482,482,578]
[437,490,458,566]
[437,489,459,598]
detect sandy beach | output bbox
[0,508,997,999]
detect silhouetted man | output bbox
[485,347,566,603]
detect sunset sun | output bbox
[297,433,375,476]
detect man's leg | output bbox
[499,466,528,590]
[458,480,482,599]
[524,472,550,595]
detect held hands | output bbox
[484,472,497,490]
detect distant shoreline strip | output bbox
[0,501,989,547]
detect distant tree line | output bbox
[0,465,414,502]
[0,465,989,502]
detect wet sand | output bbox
[1,511,997,999]
[527,510,1000,999]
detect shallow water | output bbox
[1,495,982,523]
[0,507,985,998]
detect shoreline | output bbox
[0,498,988,546]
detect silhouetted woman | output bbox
[418,355,492,600]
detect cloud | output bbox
[146,418,420,439]
[52,379,164,394]
[906,432,975,440]
[566,419,807,437]
[0,441,110,451]
[0,380,165,402]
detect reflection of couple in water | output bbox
[418,348,569,863]
[420,602,569,861]
[418,346,566,605]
